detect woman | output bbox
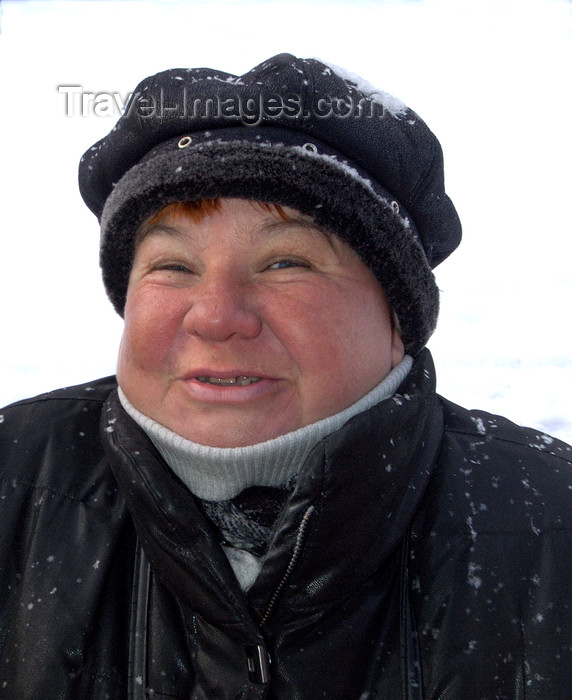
[1,53,570,699]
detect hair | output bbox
[143,199,290,231]
[146,199,222,227]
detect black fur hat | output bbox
[79,53,461,354]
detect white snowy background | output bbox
[1,0,571,444]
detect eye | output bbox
[267,258,311,271]
[154,263,192,274]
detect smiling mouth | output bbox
[196,376,262,386]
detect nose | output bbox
[182,277,262,342]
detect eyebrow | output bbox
[254,216,338,251]
[136,212,338,252]
[135,222,189,246]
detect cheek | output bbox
[286,285,395,408]
[117,289,184,378]
[296,286,392,365]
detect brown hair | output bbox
[144,199,291,229]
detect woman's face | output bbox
[117,198,404,447]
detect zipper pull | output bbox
[246,644,271,684]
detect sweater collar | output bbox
[118,356,413,501]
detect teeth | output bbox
[236,376,261,386]
[197,376,261,386]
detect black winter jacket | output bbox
[1,351,571,699]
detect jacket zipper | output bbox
[260,505,315,627]
[128,507,316,694]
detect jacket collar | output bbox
[102,349,443,635]
[248,349,443,622]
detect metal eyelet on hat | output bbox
[178,136,192,148]
[302,142,318,153]
[391,201,400,214]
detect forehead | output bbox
[135,198,338,250]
